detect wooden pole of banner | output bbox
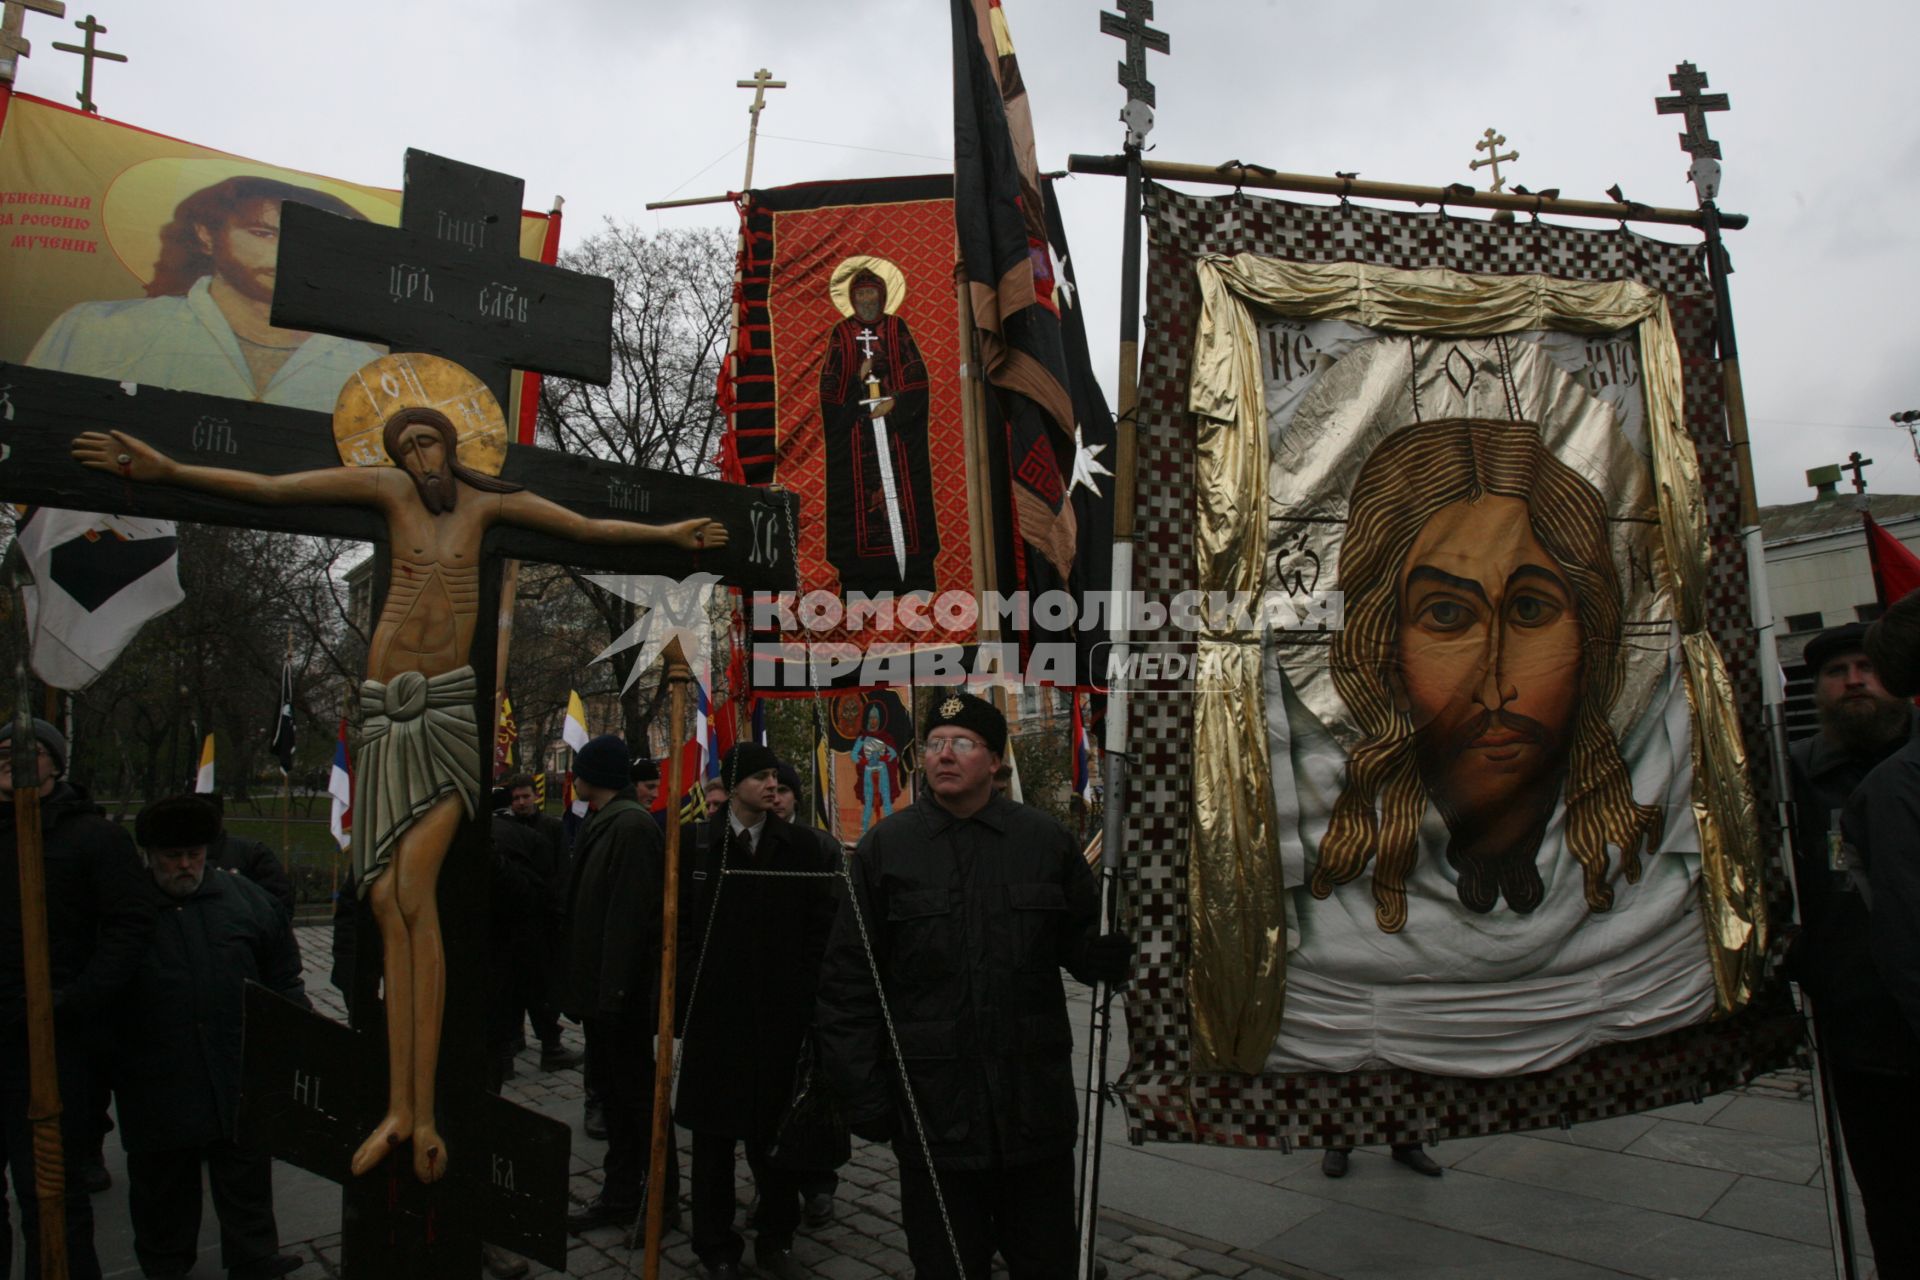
[642,639,692,1280]
[1065,154,1748,232]
[0,1,71,72]
[9,563,68,1280]
[642,69,785,212]
[279,628,293,860]
[954,273,992,612]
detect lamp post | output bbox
[1892,409,1920,469]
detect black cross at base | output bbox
[0,148,796,1279]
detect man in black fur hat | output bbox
[815,692,1132,1279]
[121,794,308,1280]
[675,743,837,1280]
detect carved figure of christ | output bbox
[72,413,726,1183]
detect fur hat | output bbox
[922,691,1007,755]
[573,735,632,791]
[135,794,221,850]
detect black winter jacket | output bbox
[814,791,1100,1171]
[1841,736,1920,1055]
[114,870,309,1152]
[0,783,154,1040]
[562,792,663,1021]
[210,832,296,918]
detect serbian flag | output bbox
[193,734,216,794]
[328,719,353,850]
[1866,512,1920,606]
[953,0,1079,583]
[1071,693,1094,804]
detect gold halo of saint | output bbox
[101,156,397,288]
[828,255,907,317]
[333,353,509,476]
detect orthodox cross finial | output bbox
[1098,0,1169,147]
[1655,61,1729,161]
[0,0,66,64]
[735,67,786,191]
[1843,451,1873,494]
[1469,128,1519,194]
[51,12,124,113]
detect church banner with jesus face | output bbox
[0,92,554,429]
[1114,187,1793,1151]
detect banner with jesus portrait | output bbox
[1115,187,1797,1152]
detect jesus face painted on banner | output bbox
[1313,418,1662,933]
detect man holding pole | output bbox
[1,716,155,1279]
[562,734,679,1233]
[815,693,1131,1279]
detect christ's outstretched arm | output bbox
[73,429,390,507]
[493,488,728,551]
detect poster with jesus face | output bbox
[1262,326,1710,1078]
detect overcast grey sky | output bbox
[13,0,1916,506]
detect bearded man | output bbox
[817,265,939,595]
[1791,621,1920,1273]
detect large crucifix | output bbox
[0,147,796,1277]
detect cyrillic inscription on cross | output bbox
[0,146,798,1280]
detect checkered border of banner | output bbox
[1114,185,1796,1149]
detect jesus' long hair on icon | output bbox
[1314,418,1662,933]
[381,407,523,513]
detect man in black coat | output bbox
[0,716,154,1280]
[502,772,579,1072]
[562,736,678,1233]
[119,795,308,1280]
[676,744,837,1280]
[202,796,296,918]
[815,693,1132,1279]
[1815,613,1920,1275]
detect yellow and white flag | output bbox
[562,691,590,753]
[194,734,215,793]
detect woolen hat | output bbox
[0,716,67,773]
[720,742,780,790]
[1802,621,1872,678]
[573,735,631,790]
[135,795,221,850]
[922,691,1007,755]
[630,757,661,783]
[775,762,803,793]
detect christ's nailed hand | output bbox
[668,518,730,551]
[73,430,174,484]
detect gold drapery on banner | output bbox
[1185,253,1765,1073]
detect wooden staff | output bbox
[642,639,692,1279]
[10,567,67,1279]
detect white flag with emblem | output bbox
[15,508,185,691]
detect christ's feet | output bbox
[413,1123,449,1183]
[350,1111,412,1177]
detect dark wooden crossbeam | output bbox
[271,149,615,414]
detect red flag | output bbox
[1865,512,1920,606]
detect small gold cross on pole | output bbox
[0,0,67,67]
[736,67,786,191]
[1469,127,1519,194]
[51,12,125,113]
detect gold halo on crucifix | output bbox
[828,256,907,317]
[332,353,509,475]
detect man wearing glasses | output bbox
[815,692,1132,1278]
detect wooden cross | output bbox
[0,148,796,1280]
[49,12,122,113]
[1844,450,1873,494]
[0,0,65,62]
[1470,127,1519,194]
[736,66,786,190]
[1655,60,1730,161]
[270,149,614,416]
[1098,0,1169,108]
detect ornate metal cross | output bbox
[736,66,786,190]
[1655,61,1729,160]
[49,12,123,112]
[1098,0,1169,108]
[0,0,66,61]
[1470,127,1519,193]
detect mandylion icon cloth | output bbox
[1116,186,1795,1151]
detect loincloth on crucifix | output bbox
[353,665,483,895]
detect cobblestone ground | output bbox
[289,926,1287,1280]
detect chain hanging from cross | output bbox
[1098,0,1168,148]
[1469,127,1519,194]
[50,11,124,113]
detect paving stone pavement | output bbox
[53,926,1870,1278]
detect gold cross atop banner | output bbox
[0,0,66,62]
[51,12,125,112]
[1469,127,1519,193]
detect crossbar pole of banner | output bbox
[1065,154,1749,232]
[643,640,692,1280]
[8,556,69,1280]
